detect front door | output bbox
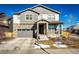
[39,23,47,34]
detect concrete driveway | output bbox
[0,38,34,51]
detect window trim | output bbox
[48,14,55,21]
[26,15,33,20]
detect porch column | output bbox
[37,23,39,39]
[44,24,45,34]
[60,24,62,34]
[62,24,64,31]
[47,23,48,34]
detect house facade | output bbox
[13,5,63,38]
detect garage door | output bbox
[17,29,33,38]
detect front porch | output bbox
[36,19,48,39]
[35,19,63,40]
[47,21,63,39]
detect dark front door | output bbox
[39,24,44,34]
[39,23,46,34]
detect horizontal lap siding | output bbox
[33,7,57,14]
[13,24,34,29]
[20,11,38,24]
[17,30,33,38]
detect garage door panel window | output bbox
[17,29,32,31]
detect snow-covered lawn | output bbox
[53,41,68,48]
[53,44,68,48]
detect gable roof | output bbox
[35,19,63,25]
[13,8,40,15]
[31,5,60,14]
[0,12,11,21]
[13,5,60,15]
[35,19,49,23]
[0,17,10,20]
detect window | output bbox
[48,15,51,20]
[52,15,55,20]
[30,15,32,20]
[48,25,55,29]
[26,15,29,20]
[17,29,32,31]
[26,15,32,20]
[48,14,55,21]
[18,29,21,31]
[48,25,57,29]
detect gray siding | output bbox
[32,7,57,14]
[17,30,33,38]
[19,10,38,24]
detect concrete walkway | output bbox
[0,38,34,51]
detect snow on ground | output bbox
[34,44,50,49]
[53,41,68,48]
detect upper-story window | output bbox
[48,14,55,21]
[26,15,29,20]
[26,15,32,20]
[30,15,32,20]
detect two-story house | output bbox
[13,5,63,39]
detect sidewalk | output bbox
[0,49,79,54]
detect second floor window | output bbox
[26,15,32,20]
[48,14,55,21]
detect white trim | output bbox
[37,21,48,38]
[31,4,60,14]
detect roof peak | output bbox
[13,4,60,15]
[31,4,60,14]
[13,8,40,15]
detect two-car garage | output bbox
[16,29,33,38]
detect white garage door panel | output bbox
[17,31,33,38]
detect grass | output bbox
[36,36,79,49]
[67,40,79,48]
[61,31,79,48]
[61,37,79,48]
[36,31,79,49]
[36,40,57,48]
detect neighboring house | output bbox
[66,25,76,32]
[74,23,79,30]
[66,24,79,40]
[0,12,9,39]
[13,5,63,38]
[66,23,79,35]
